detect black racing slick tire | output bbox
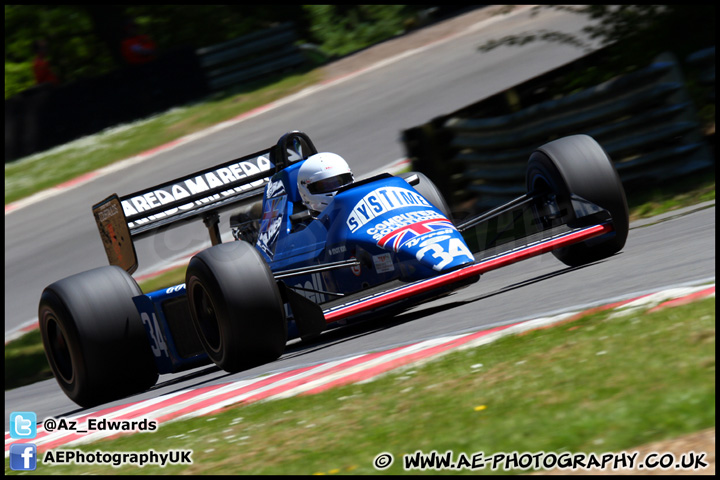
[38,266,158,408]
[186,242,287,373]
[526,134,629,267]
[401,171,453,222]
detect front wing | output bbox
[321,223,612,324]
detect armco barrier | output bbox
[686,46,715,101]
[195,22,305,92]
[402,49,715,214]
[5,48,207,162]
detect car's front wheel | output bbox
[526,134,629,267]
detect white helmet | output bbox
[298,152,354,213]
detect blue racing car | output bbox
[38,131,628,407]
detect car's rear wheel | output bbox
[186,242,287,373]
[526,134,629,267]
[38,266,158,407]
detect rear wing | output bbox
[120,148,274,238]
[92,131,317,274]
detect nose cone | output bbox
[330,175,475,275]
[376,218,474,273]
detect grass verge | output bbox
[624,171,715,221]
[4,329,52,390]
[4,68,324,205]
[5,295,715,475]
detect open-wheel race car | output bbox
[38,131,628,407]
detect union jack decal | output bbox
[259,196,285,233]
[377,218,456,252]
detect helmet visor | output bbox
[307,173,354,194]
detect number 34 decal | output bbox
[141,312,170,358]
[415,237,473,271]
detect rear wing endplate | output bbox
[92,194,139,274]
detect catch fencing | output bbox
[402,49,715,214]
[195,22,305,92]
[686,46,715,102]
[5,48,207,162]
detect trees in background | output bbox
[478,6,715,87]
[6,6,715,100]
[5,5,426,99]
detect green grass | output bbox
[624,171,715,221]
[137,269,189,295]
[5,296,715,475]
[4,329,54,390]
[4,68,324,205]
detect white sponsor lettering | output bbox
[366,210,445,240]
[154,189,175,205]
[265,179,286,198]
[171,184,191,199]
[404,229,454,249]
[121,156,273,227]
[258,156,271,171]
[293,272,326,303]
[130,195,149,214]
[184,175,208,195]
[204,171,224,189]
[241,161,260,176]
[143,192,161,209]
[216,167,236,184]
[347,187,431,232]
[165,284,186,295]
